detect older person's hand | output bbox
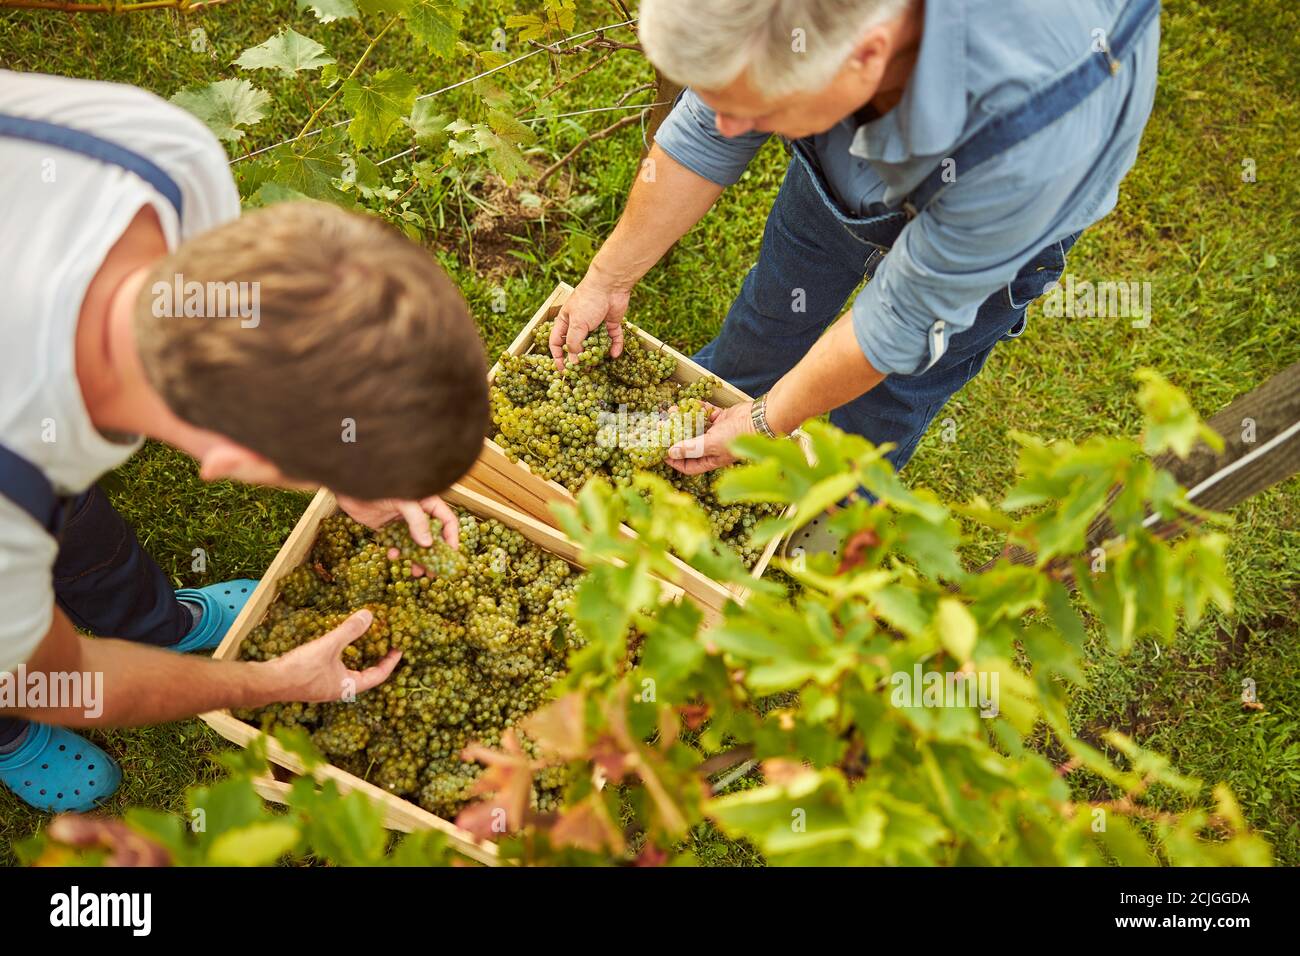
[665,401,756,475]
[549,273,630,370]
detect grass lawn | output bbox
[1,0,1296,865]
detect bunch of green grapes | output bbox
[493,397,609,486]
[277,566,332,608]
[538,319,612,371]
[241,607,351,661]
[311,513,369,571]
[677,376,716,403]
[457,514,481,554]
[311,705,371,757]
[375,521,467,581]
[522,555,572,617]
[609,380,676,410]
[236,699,319,731]
[240,504,580,818]
[608,333,677,387]
[336,542,389,607]
[366,724,427,796]
[496,352,554,405]
[665,398,710,445]
[418,760,480,818]
[340,604,394,670]
[491,322,781,569]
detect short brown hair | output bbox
[135,201,488,500]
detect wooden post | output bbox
[984,361,1300,576]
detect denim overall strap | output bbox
[0,444,68,536]
[0,113,184,537]
[902,0,1161,217]
[0,112,184,218]
[788,139,910,254]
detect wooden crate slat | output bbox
[204,710,498,864]
[467,440,570,524]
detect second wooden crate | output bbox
[463,282,806,612]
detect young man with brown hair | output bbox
[0,71,489,812]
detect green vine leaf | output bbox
[405,0,462,57]
[341,69,419,149]
[1136,367,1224,458]
[170,79,270,143]
[207,821,301,867]
[266,130,350,203]
[477,128,533,184]
[358,0,412,14]
[235,28,336,78]
[296,0,359,23]
[505,13,548,42]
[407,100,452,150]
[186,777,266,844]
[935,597,977,662]
[488,108,537,146]
[249,181,314,207]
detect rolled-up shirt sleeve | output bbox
[653,88,770,187]
[0,502,58,675]
[851,155,1076,377]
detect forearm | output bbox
[72,638,283,726]
[588,143,725,291]
[3,613,285,727]
[766,313,886,435]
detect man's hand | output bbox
[335,494,460,549]
[12,607,403,727]
[265,609,401,704]
[549,273,630,371]
[665,401,755,475]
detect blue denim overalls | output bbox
[695,0,1160,471]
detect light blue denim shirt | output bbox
[654,0,1160,376]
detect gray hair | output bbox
[640,0,912,97]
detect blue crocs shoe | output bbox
[171,578,259,653]
[0,724,121,813]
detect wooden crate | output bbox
[467,282,806,611]
[200,483,680,865]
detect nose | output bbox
[715,113,756,138]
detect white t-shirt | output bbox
[0,71,241,672]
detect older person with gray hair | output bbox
[551,0,1161,525]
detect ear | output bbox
[198,439,284,486]
[848,27,890,72]
[842,29,891,97]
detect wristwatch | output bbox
[751,393,780,440]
